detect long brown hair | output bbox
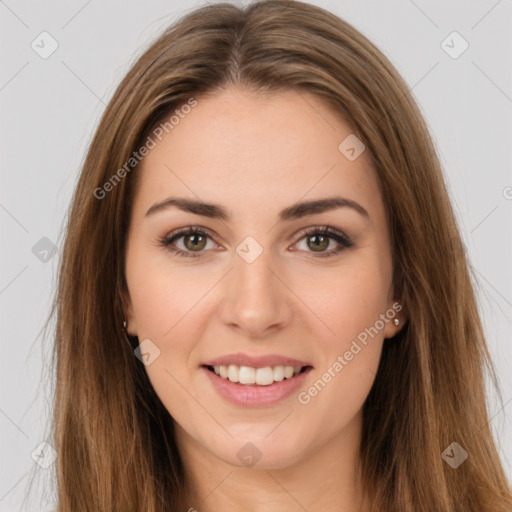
[29,1,512,510]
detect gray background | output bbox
[1,0,511,510]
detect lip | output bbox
[202,353,312,368]
[201,365,313,407]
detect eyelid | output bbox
[161,225,220,253]
[296,225,351,243]
[159,224,353,258]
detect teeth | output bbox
[239,366,256,384]
[227,364,239,383]
[273,365,284,382]
[212,364,305,385]
[255,367,273,385]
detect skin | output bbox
[123,86,405,511]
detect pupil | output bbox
[186,234,205,251]
[309,235,328,251]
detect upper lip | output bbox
[202,353,312,368]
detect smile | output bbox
[201,363,314,407]
[204,364,312,386]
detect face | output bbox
[123,86,402,471]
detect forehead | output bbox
[131,87,382,223]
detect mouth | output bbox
[201,364,314,386]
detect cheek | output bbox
[297,258,391,343]
[296,267,387,427]
[293,256,389,409]
[299,346,380,444]
[125,252,205,408]
[126,247,210,337]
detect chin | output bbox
[210,434,304,470]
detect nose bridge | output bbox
[219,238,291,335]
[235,243,275,293]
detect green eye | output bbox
[159,226,353,259]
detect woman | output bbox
[37,0,512,510]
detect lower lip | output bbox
[201,366,313,407]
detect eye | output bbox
[158,226,217,258]
[292,226,353,258]
[158,225,353,258]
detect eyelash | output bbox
[158,225,354,259]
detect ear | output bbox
[122,287,138,336]
[383,297,407,339]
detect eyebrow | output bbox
[145,196,369,222]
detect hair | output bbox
[28,1,512,511]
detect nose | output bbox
[217,247,293,339]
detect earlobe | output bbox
[383,298,407,339]
[121,290,137,336]
[123,317,137,337]
[384,317,403,340]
